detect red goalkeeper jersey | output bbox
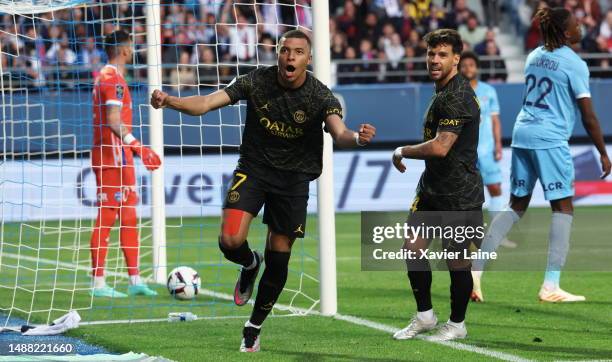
[92,64,134,169]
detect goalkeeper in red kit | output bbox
[90,30,161,298]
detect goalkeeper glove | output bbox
[124,134,161,171]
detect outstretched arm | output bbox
[150,89,232,116]
[324,114,376,148]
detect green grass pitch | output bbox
[1,207,611,361]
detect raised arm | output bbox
[324,114,376,148]
[150,89,232,116]
[578,97,611,179]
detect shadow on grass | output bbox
[467,339,612,360]
[263,348,412,362]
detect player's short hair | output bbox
[536,7,571,51]
[279,29,311,49]
[459,51,480,68]
[104,29,131,58]
[423,29,463,55]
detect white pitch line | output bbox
[80,313,302,326]
[1,252,531,361]
[332,314,532,362]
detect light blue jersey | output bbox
[512,46,590,149]
[475,81,500,156]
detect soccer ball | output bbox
[167,266,201,300]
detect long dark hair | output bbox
[535,7,572,51]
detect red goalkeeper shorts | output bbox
[94,166,138,207]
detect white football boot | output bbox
[393,314,438,340]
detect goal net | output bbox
[0,0,322,327]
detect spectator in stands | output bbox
[474,29,499,55]
[445,0,473,28]
[378,22,397,51]
[256,1,282,38]
[295,0,313,28]
[258,35,276,65]
[481,0,500,28]
[46,36,76,66]
[359,12,381,45]
[406,29,420,49]
[385,33,405,67]
[195,45,218,87]
[228,13,257,62]
[404,0,433,24]
[79,37,104,68]
[170,51,196,91]
[419,5,448,35]
[167,4,187,27]
[600,10,612,41]
[337,46,360,85]
[480,40,507,82]
[337,0,359,46]
[458,14,487,48]
[200,0,223,19]
[359,38,378,83]
[585,35,612,78]
[377,50,389,83]
[331,32,348,59]
[525,0,547,51]
[371,0,403,33]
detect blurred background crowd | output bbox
[0,0,610,90]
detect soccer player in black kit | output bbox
[151,30,375,352]
[391,29,483,341]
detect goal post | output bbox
[145,0,167,285]
[312,0,337,317]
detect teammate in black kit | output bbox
[151,30,375,352]
[391,29,483,341]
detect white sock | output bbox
[417,309,434,322]
[473,208,520,271]
[243,251,258,271]
[544,213,573,289]
[129,275,141,286]
[245,320,261,329]
[487,195,505,217]
[93,276,106,289]
[447,319,465,329]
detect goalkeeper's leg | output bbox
[118,187,158,296]
[90,168,126,298]
[90,206,118,285]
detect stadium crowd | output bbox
[0,0,610,89]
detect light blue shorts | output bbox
[477,150,503,186]
[510,146,575,201]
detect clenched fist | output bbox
[356,124,376,146]
[150,89,169,109]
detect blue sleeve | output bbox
[489,87,500,115]
[569,59,590,99]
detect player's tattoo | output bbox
[436,131,458,152]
